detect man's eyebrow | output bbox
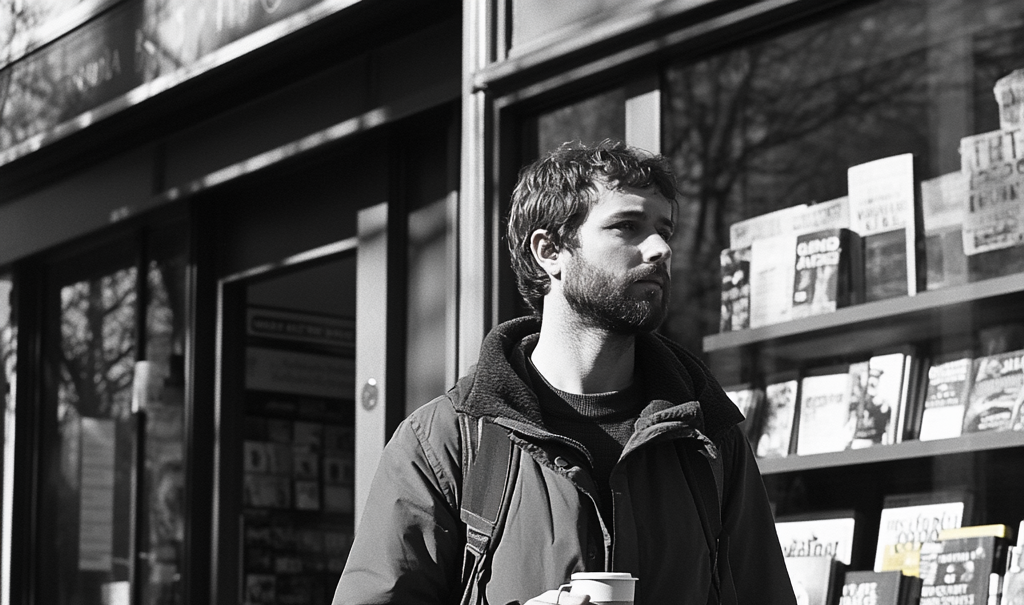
[604,209,675,230]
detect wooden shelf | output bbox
[756,429,1024,475]
[704,273,1024,353]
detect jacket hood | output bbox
[449,316,743,439]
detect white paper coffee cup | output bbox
[557,572,637,605]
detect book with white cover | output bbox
[796,370,855,456]
[729,204,807,250]
[874,491,969,576]
[959,129,1024,255]
[749,234,797,328]
[848,154,919,300]
[776,512,859,565]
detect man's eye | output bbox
[614,222,636,232]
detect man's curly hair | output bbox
[506,139,678,315]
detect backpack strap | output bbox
[457,412,519,605]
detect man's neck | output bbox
[529,302,636,395]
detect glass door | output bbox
[36,224,188,605]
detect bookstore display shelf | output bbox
[703,273,1024,355]
[756,429,1024,475]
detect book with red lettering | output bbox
[874,490,972,576]
[775,510,863,565]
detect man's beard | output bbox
[562,254,670,334]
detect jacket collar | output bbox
[449,316,743,439]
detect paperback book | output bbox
[730,204,808,250]
[791,228,863,319]
[918,534,1008,605]
[995,69,1024,134]
[959,129,1024,256]
[920,172,969,291]
[755,378,799,458]
[874,491,971,576]
[750,234,798,328]
[796,369,855,456]
[720,247,752,332]
[918,355,973,442]
[848,352,909,449]
[840,570,922,605]
[791,197,851,235]
[785,556,846,605]
[724,384,764,443]
[961,349,1024,434]
[775,510,861,565]
[848,153,921,301]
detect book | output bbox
[938,524,1011,540]
[792,197,851,235]
[874,491,971,576]
[750,234,798,328]
[796,369,855,456]
[775,510,861,565]
[1002,523,1024,605]
[959,129,1024,256]
[840,570,922,605]
[791,228,863,319]
[785,556,846,605]
[920,172,969,291]
[918,355,974,442]
[919,534,1008,605]
[848,153,921,301]
[720,247,752,332]
[849,352,908,449]
[961,349,1024,434]
[995,69,1024,132]
[730,204,808,249]
[755,378,799,458]
[724,384,764,443]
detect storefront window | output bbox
[536,87,626,157]
[0,274,15,605]
[661,0,1024,353]
[141,231,188,605]
[38,224,189,605]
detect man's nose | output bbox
[642,233,672,264]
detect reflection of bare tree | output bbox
[662,0,933,352]
[59,269,137,420]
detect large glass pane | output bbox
[661,0,1024,353]
[0,274,15,604]
[140,230,188,605]
[536,87,626,158]
[43,259,138,605]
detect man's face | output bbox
[560,184,674,334]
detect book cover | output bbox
[792,197,851,234]
[1003,541,1024,605]
[720,247,752,332]
[848,153,920,301]
[785,556,846,605]
[959,129,1024,255]
[755,378,799,458]
[995,70,1024,132]
[920,172,969,291]
[875,491,970,576]
[730,204,808,250]
[796,370,855,456]
[776,510,861,565]
[919,535,1007,605]
[840,570,914,605]
[962,349,1024,434]
[791,228,863,319]
[750,234,798,328]
[918,356,973,442]
[724,384,764,443]
[849,353,907,449]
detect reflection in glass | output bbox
[141,246,187,605]
[660,0,1024,352]
[536,87,626,156]
[50,265,137,605]
[0,275,15,605]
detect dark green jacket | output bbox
[334,317,796,605]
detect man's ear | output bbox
[529,229,562,279]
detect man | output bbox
[334,140,796,604]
